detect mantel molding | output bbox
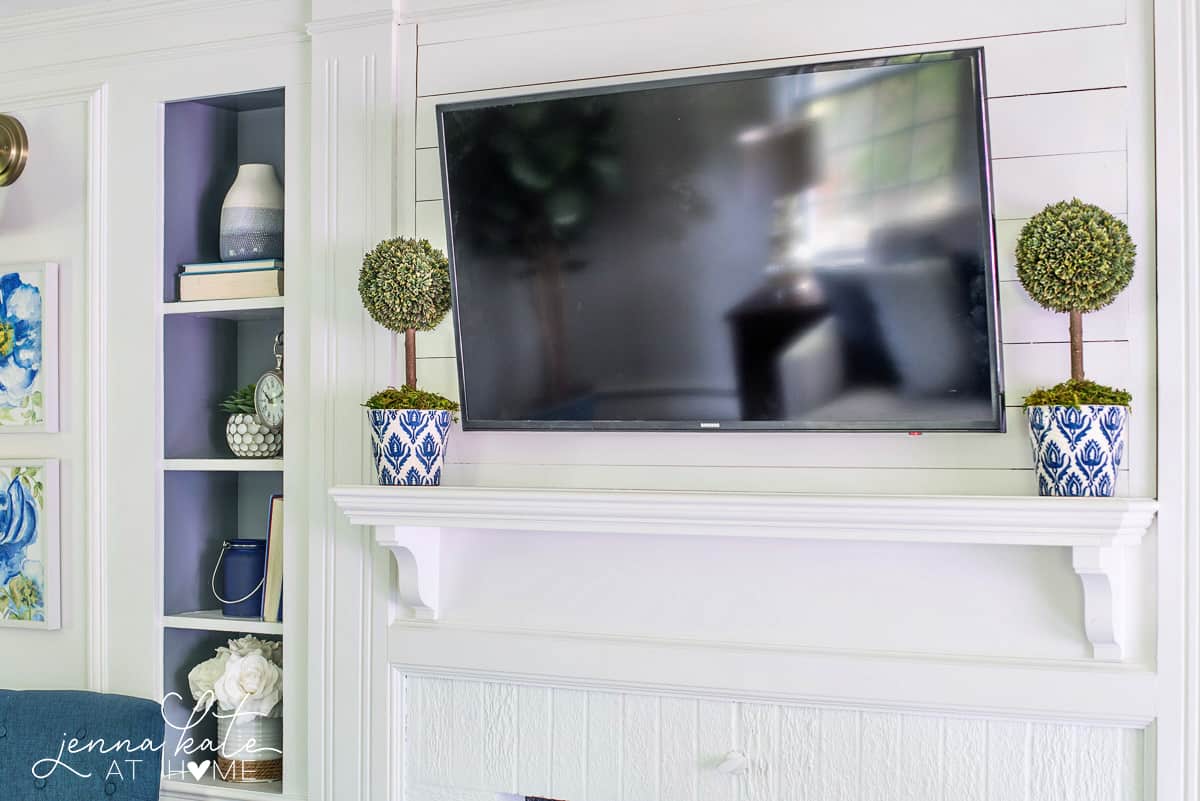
[331,486,1157,660]
[331,486,1156,545]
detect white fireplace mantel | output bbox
[329,485,1158,660]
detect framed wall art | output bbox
[0,459,59,629]
[0,262,58,432]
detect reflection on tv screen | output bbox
[440,50,1002,431]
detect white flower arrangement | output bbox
[187,635,283,721]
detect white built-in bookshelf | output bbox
[157,87,301,800]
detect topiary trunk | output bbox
[405,328,417,388]
[1069,310,1084,381]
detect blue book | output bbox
[180,259,283,275]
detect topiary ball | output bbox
[1015,198,1135,314]
[359,237,452,332]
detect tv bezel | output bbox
[436,47,1005,433]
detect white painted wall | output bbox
[0,99,91,689]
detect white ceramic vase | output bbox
[226,413,282,458]
[220,164,284,262]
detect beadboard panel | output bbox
[415,45,1126,150]
[989,89,1128,160]
[416,14,1126,98]
[421,403,1138,474]
[417,89,1128,206]
[1004,341,1131,401]
[1000,280,1130,342]
[992,151,1128,220]
[416,146,440,201]
[413,0,1125,48]
[439,462,1131,497]
[415,88,1128,204]
[420,140,1121,214]
[403,675,1144,801]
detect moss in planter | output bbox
[363,385,460,414]
[1022,379,1132,409]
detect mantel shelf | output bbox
[329,486,1158,661]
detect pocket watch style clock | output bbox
[254,332,285,430]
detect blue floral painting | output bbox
[0,264,56,430]
[0,463,56,628]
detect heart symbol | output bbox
[186,760,211,781]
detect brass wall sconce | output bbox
[0,114,29,187]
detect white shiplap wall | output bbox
[404,675,1143,801]
[392,3,1158,800]
[405,0,1155,498]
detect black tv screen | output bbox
[438,49,1003,431]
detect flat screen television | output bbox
[438,48,1003,431]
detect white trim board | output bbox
[386,626,1157,727]
[331,485,1156,545]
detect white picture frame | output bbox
[0,459,60,630]
[0,262,58,432]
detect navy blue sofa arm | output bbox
[0,689,164,800]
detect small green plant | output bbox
[363,386,459,416]
[359,237,452,391]
[1016,198,1136,406]
[219,384,257,415]
[1023,379,1131,409]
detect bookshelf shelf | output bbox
[164,296,286,320]
[161,776,287,800]
[164,458,284,472]
[164,610,284,635]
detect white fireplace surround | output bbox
[330,486,1158,801]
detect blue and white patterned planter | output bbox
[368,409,453,486]
[1026,404,1128,497]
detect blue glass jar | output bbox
[212,539,267,618]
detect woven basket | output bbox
[217,754,283,783]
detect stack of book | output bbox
[178,259,283,301]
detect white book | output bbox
[178,268,284,301]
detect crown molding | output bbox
[393,0,546,24]
[0,0,288,43]
[0,29,307,83]
[306,10,396,36]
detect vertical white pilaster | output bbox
[307,10,402,801]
